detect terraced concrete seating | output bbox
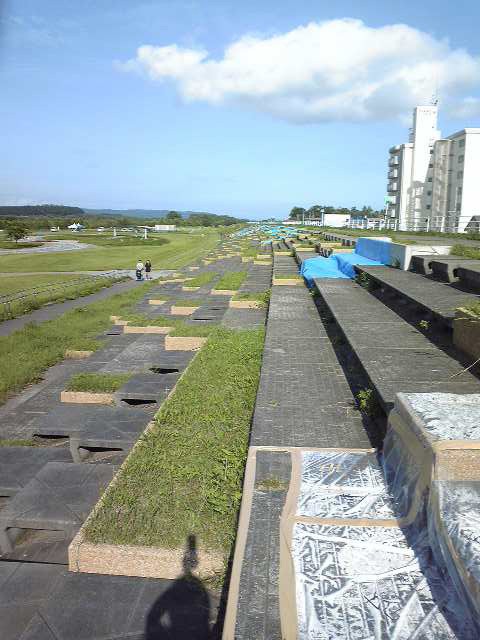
[431,258,480,283]
[456,263,480,291]
[355,265,479,327]
[410,254,459,276]
[314,278,480,411]
[0,462,115,553]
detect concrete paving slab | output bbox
[0,462,115,552]
[0,562,63,640]
[30,404,153,460]
[116,372,180,401]
[0,447,72,496]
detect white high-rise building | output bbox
[385,106,480,233]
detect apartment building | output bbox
[386,106,480,232]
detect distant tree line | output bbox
[289,205,385,221]
[0,205,245,230]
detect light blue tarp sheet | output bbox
[300,256,351,284]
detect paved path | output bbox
[0,240,96,255]
[0,279,140,337]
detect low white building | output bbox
[308,213,351,228]
[153,224,176,232]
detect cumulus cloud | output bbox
[119,19,480,123]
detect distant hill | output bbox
[0,205,84,218]
[85,209,196,219]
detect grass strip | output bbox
[185,272,217,287]
[0,276,127,322]
[0,439,38,447]
[85,327,264,560]
[214,271,247,290]
[0,283,154,405]
[123,313,216,337]
[451,244,480,260]
[232,290,271,308]
[274,273,301,279]
[66,372,132,393]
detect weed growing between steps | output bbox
[214,271,247,290]
[0,283,155,405]
[66,372,132,393]
[185,272,217,287]
[233,290,271,308]
[84,326,265,562]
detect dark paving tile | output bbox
[0,447,72,496]
[0,462,115,552]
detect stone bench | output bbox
[456,263,480,292]
[354,265,480,327]
[410,253,460,276]
[431,258,480,283]
[314,278,480,411]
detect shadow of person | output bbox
[145,534,213,640]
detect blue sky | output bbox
[1,0,480,219]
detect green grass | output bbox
[463,300,480,316]
[232,290,270,307]
[84,327,265,560]
[185,272,217,287]
[451,244,480,260]
[0,231,220,272]
[214,271,247,290]
[274,273,301,279]
[0,439,38,447]
[0,275,127,321]
[241,246,258,257]
[65,372,132,393]
[123,313,216,337]
[0,274,81,296]
[0,283,154,405]
[0,241,44,249]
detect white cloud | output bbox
[119,19,480,123]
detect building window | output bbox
[427,177,432,182]
[427,190,432,196]
[426,205,431,210]
[457,171,463,179]
[458,155,464,162]
[459,139,465,147]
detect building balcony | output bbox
[388,157,399,166]
[389,145,401,154]
[388,169,398,179]
[387,182,398,192]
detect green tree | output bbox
[289,207,306,220]
[166,211,182,221]
[4,222,29,243]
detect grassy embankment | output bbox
[0,230,220,272]
[84,327,265,568]
[0,274,126,321]
[0,282,154,404]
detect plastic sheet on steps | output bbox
[292,522,475,640]
[297,450,399,521]
[283,445,478,639]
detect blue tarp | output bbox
[355,238,392,264]
[300,256,351,285]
